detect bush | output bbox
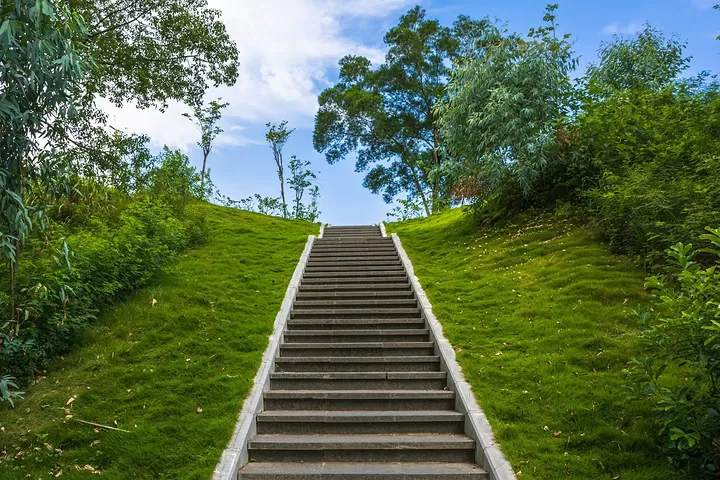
[627,227,720,478]
[0,149,206,387]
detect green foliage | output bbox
[266,120,295,218]
[71,0,239,109]
[578,77,720,268]
[0,204,318,477]
[0,150,206,382]
[183,98,229,196]
[437,4,577,201]
[585,25,689,95]
[287,156,320,222]
[627,228,720,478]
[388,208,675,479]
[0,374,24,407]
[314,7,487,215]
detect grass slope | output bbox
[0,204,317,479]
[388,208,674,480]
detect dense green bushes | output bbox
[0,149,206,387]
[628,228,720,477]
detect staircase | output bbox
[237,226,488,479]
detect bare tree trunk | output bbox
[200,151,208,199]
[408,162,431,217]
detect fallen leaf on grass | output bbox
[90,440,100,447]
[553,430,562,437]
[196,407,203,414]
[66,396,76,406]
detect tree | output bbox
[287,156,320,221]
[183,98,229,198]
[436,4,577,199]
[585,25,689,95]
[265,121,295,218]
[313,7,487,216]
[0,0,92,333]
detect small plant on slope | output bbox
[627,226,720,478]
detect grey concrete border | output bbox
[212,234,316,480]
[379,222,387,237]
[391,233,517,480]
[319,224,325,238]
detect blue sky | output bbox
[104,0,719,225]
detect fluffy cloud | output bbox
[103,0,414,151]
[602,23,642,36]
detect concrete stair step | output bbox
[293,299,418,309]
[275,356,440,372]
[238,462,488,479]
[307,256,400,263]
[286,318,425,330]
[298,284,411,293]
[303,270,407,278]
[291,308,421,319]
[305,261,405,274]
[270,372,447,390]
[301,276,409,285]
[295,291,415,300]
[256,410,465,434]
[283,329,429,343]
[280,342,434,357]
[247,433,475,463]
[262,390,455,411]
[310,249,399,256]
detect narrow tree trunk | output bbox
[408,162,431,217]
[200,151,208,199]
[279,168,287,218]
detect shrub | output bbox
[627,226,720,477]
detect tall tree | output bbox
[313,7,486,216]
[0,0,91,332]
[287,156,320,221]
[437,5,577,199]
[265,121,294,218]
[183,98,229,197]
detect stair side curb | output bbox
[391,233,517,480]
[379,222,387,237]
[213,234,316,480]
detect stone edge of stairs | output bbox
[212,223,517,480]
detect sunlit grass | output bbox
[388,207,674,480]
[0,204,317,479]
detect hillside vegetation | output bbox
[0,204,317,479]
[389,208,675,480]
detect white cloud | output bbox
[602,22,642,36]
[103,0,414,150]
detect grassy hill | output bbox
[388,208,674,480]
[0,204,318,479]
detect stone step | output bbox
[247,433,476,463]
[304,264,404,272]
[274,356,441,373]
[314,241,394,247]
[307,256,400,264]
[295,291,415,300]
[262,390,455,411]
[279,342,435,357]
[293,299,418,309]
[283,329,429,343]
[290,308,421,319]
[256,410,465,434]
[303,270,407,278]
[310,249,399,256]
[286,318,425,330]
[298,284,411,293]
[270,372,447,390]
[301,276,409,285]
[238,462,488,480]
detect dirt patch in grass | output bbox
[0,204,317,479]
[388,208,674,480]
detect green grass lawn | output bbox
[0,204,318,479]
[388,208,674,480]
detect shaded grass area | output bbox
[0,204,317,479]
[388,208,674,480]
